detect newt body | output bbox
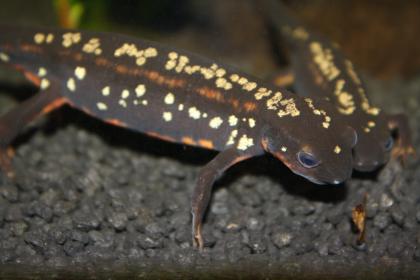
[260,0,414,171]
[0,25,356,249]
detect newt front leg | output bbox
[0,84,67,177]
[191,147,260,250]
[387,113,416,164]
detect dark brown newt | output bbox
[0,25,357,249]
[259,0,415,171]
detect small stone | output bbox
[246,217,264,231]
[49,226,69,245]
[88,230,115,248]
[63,240,84,257]
[380,193,394,209]
[9,222,28,236]
[145,222,165,239]
[72,211,101,231]
[71,230,89,245]
[24,229,48,253]
[5,204,23,222]
[373,212,391,231]
[0,184,19,202]
[387,237,406,257]
[271,231,293,249]
[107,211,128,231]
[390,205,405,226]
[291,201,316,216]
[137,233,162,249]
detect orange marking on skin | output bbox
[92,56,185,88]
[196,87,224,102]
[182,136,196,146]
[104,118,127,127]
[20,44,43,54]
[73,53,83,61]
[198,139,214,149]
[243,101,257,112]
[273,72,294,87]
[116,64,128,74]
[143,70,186,88]
[228,98,239,108]
[146,131,176,143]
[95,57,108,67]
[23,71,41,87]
[40,97,67,115]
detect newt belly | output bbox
[0,24,357,249]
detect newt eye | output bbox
[384,137,394,151]
[297,151,320,168]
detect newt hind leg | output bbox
[0,86,67,177]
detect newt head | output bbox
[352,114,393,172]
[261,98,356,185]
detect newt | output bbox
[259,0,415,171]
[0,25,357,249]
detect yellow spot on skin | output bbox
[34,33,45,44]
[310,41,340,81]
[334,79,355,115]
[226,129,238,146]
[168,52,178,59]
[119,99,127,108]
[38,67,47,77]
[188,107,201,120]
[164,93,175,105]
[243,82,257,92]
[121,89,130,99]
[266,92,283,110]
[163,112,172,122]
[202,113,208,118]
[97,102,108,111]
[135,84,146,97]
[62,32,81,48]
[40,79,50,90]
[277,98,300,118]
[114,43,158,66]
[237,134,254,151]
[228,115,238,126]
[254,87,272,100]
[102,86,110,96]
[142,100,148,106]
[281,146,287,152]
[209,117,223,129]
[367,121,376,127]
[0,52,9,62]
[46,33,54,44]
[323,122,330,129]
[248,118,256,128]
[144,47,158,57]
[74,67,86,80]
[230,74,239,82]
[83,38,102,55]
[67,78,76,92]
[178,104,184,111]
[364,127,371,133]
[334,145,341,154]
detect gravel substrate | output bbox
[0,73,419,279]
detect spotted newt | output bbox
[0,25,357,249]
[260,0,415,171]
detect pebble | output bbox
[373,212,391,231]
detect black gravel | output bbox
[0,70,419,279]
